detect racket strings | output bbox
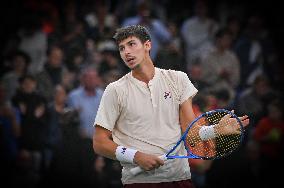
[213,113,242,157]
[185,112,242,159]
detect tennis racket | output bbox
[130,108,245,176]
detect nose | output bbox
[123,47,131,56]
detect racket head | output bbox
[167,109,244,160]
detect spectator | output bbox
[236,74,279,126]
[11,74,49,186]
[18,12,47,74]
[67,66,104,186]
[200,28,240,90]
[1,50,30,101]
[67,66,103,139]
[36,45,73,102]
[252,99,284,187]
[122,0,172,60]
[84,1,118,42]
[181,0,219,68]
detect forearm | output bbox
[93,137,118,160]
[93,125,138,163]
[93,127,118,160]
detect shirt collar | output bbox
[129,67,160,87]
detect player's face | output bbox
[118,36,151,70]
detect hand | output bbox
[133,151,164,171]
[34,104,45,118]
[215,111,249,135]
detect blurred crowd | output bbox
[0,0,283,187]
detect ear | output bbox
[144,40,151,51]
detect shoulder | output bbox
[107,72,130,87]
[104,73,130,94]
[182,16,195,24]
[68,87,83,98]
[160,68,188,80]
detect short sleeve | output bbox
[178,72,198,104]
[94,83,120,131]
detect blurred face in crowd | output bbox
[21,78,36,94]
[254,77,270,96]
[195,0,208,18]
[118,36,151,70]
[189,63,203,80]
[82,69,100,91]
[217,34,233,50]
[48,47,63,67]
[13,55,28,72]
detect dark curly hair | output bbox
[113,25,151,45]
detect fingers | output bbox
[152,156,165,169]
[237,115,249,127]
[241,118,250,127]
[230,110,250,127]
[222,113,232,120]
[157,157,165,166]
[239,115,248,120]
[136,153,165,171]
[144,160,164,171]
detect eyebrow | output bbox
[119,40,136,48]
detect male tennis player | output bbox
[93,25,249,187]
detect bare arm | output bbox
[179,98,204,142]
[93,125,118,160]
[93,125,164,170]
[179,97,197,133]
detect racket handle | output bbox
[129,166,143,176]
[129,155,167,176]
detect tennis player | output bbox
[93,25,248,187]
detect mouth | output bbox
[126,56,136,64]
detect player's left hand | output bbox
[215,111,249,135]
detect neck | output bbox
[131,59,155,84]
[84,88,96,96]
[55,102,65,112]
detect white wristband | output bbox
[115,146,138,164]
[199,125,216,141]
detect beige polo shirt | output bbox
[94,67,198,184]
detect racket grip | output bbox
[129,155,167,176]
[129,166,143,176]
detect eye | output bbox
[129,42,136,46]
[118,46,124,52]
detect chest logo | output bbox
[164,91,172,99]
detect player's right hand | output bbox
[133,151,164,171]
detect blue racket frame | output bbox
[165,109,244,160]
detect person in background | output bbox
[11,74,49,187]
[181,0,219,68]
[1,50,30,102]
[36,45,73,102]
[68,66,104,186]
[252,98,284,187]
[122,1,172,60]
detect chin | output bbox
[130,64,140,70]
